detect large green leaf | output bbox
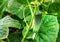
[33,15,59,42]
[0,25,9,39]
[6,0,24,19]
[0,16,21,39]
[22,15,59,42]
[6,0,31,19]
[0,16,21,29]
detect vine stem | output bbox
[21,0,38,42]
[21,0,43,42]
[21,0,34,41]
[21,26,30,42]
[21,6,30,42]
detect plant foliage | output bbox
[0,0,60,42]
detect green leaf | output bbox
[33,15,59,42]
[48,3,60,13]
[6,0,31,19]
[0,0,8,19]
[0,25,9,39]
[0,16,21,39]
[22,15,59,42]
[0,16,21,29]
[6,0,24,19]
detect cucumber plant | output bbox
[0,0,60,42]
